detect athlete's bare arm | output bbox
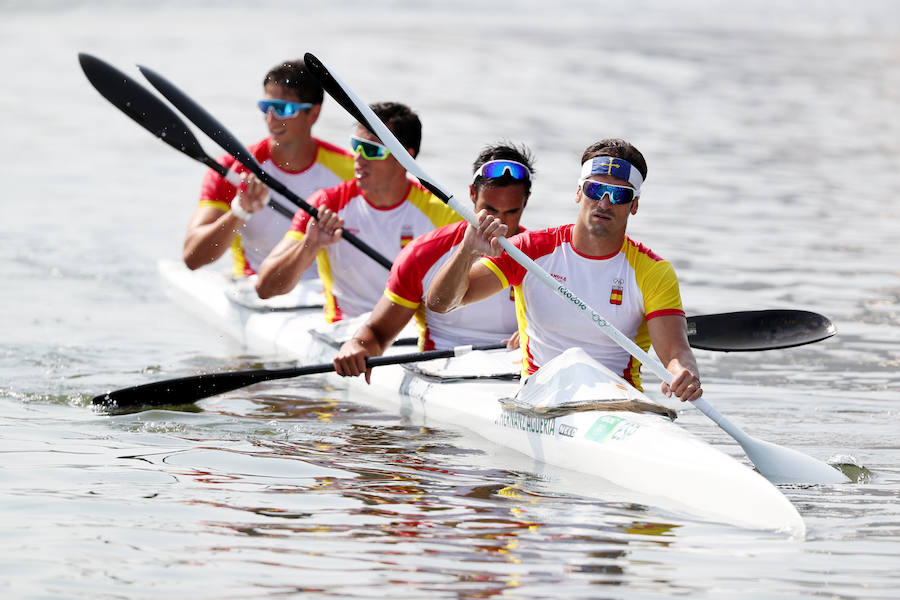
[183,174,268,270]
[255,207,343,299]
[425,210,506,313]
[647,314,703,402]
[333,296,416,384]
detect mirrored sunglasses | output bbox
[350,135,391,160]
[257,99,313,119]
[580,179,636,205]
[472,160,531,183]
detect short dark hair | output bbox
[471,142,535,199]
[368,102,422,157]
[263,59,324,105]
[580,138,647,182]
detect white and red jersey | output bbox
[386,220,521,350]
[481,224,684,389]
[198,137,354,276]
[288,178,460,322]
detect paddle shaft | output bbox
[137,64,393,271]
[304,52,847,484]
[93,342,507,409]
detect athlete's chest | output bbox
[339,198,431,242]
[525,249,641,312]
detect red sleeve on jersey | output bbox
[198,139,269,206]
[387,221,466,304]
[289,179,359,233]
[198,154,241,204]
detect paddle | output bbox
[92,342,507,410]
[685,309,835,352]
[135,64,393,271]
[304,52,849,485]
[77,53,293,220]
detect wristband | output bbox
[230,200,254,221]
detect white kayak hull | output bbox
[158,260,805,536]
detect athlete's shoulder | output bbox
[514,223,574,257]
[247,138,272,163]
[314,178,359,210]
[623,236,666,262]
[313,137,354,181]
[313,137,353,158]
[406,220,466,257]
[405,179,461,227]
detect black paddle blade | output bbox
[686,310,836,352]
[137,64,270,184]
[92,364,334,411]
[306,52,455,206]
[78,53,214,167]
[303,53,369,127]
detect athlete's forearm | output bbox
[182,212,243,270]
[425,245,482,313]
[255,238,320,299]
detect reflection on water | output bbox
[114,395,686,595]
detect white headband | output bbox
[580,156,643,194]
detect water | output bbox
[2,1,899,597]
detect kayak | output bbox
[158,259,806,536]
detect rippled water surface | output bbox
[2,1,899,598]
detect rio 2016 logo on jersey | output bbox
[400,225,413,248]
[610,278,624,305]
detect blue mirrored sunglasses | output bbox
[257,99,313,119]
[579,178,637,205]
[472,159,531,183]
[350,136,391,160]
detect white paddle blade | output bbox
[692,398,849,484]
[741,437,850,484]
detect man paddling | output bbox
[255,102,460,321]
[425,139,703,402]
[182,58,353,277]
[332,143,535,382]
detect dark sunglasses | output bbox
[580,179,637,205]
[472,159,531,183]
[350,136,391,160]
[257,99,313,119]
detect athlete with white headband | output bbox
[425,138,703,403]
[333,142,535,383]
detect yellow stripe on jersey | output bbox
[479,257,510,289]
[383,289,420,310]
[229,234,248,278]
[199,199,231,212]
[628,321,649,391]
[413,304,428,351]
[621,240,683,316]
[404,185,461,228]
[511,284,534,377]
[316,249,339,323]
[316,146,355,182]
